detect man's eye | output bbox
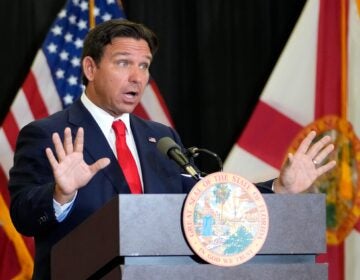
[117,60,128,67]
[139,63,149,70]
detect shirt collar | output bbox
[80,92,131,136]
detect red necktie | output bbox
[112,120,142,194]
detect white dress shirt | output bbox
[80,92,144,187]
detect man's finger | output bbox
[45,147,59,170]
[312,143,335,165]
[63,127,74,154]
[89,158,110,174]
[52,132,66,161]
[74,127,84,153]
[307,135,332,159]
[316,160,337,176]
[294,131,316,156]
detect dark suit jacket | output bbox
[9,99,273,279]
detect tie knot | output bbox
[112,120,126,136]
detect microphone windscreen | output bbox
[157,137,180,156]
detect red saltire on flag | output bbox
[223,0,360,279]
[0,0,173,279]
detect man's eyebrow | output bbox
[111,52,152,61]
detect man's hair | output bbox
[81,19,159,85]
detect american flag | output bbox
[0,0,173,278]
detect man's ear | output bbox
[82,56,96,81]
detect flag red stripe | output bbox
[2,113,20,151]
[315,1,348,279]
[315,0,342,118]
[0,167,10,205]
[133,103,150,120]
[355,219,360,232]
[22,72,50,120]
[149,79,174,127]
[0,229,20,280]
[238,101,302,169]
[316,244,344,280]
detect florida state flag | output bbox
[224,0,360,279]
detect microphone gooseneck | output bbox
[157,137,200,180]
[186,147,223,172]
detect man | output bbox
[8,19,335,279]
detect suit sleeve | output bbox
[255,180,274,193]
[8,122,59,236]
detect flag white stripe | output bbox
[347,0,360,134]
[32,51,62,115]
[345,1,360,279]
[224,146,279,182]
[346,231,360,279]
[260,0,318,127]
[0,129,14,179]
[141,85,172,127]
[11,90,35,130]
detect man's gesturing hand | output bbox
[274,131,336,194]
[46,127,110,204]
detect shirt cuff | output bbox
[53,192,77,222]
[271,180,276,192]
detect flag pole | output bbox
[89,0,95,29]
[89,1,124,29]
[118,0,124,10]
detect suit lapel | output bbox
[67,100,131,194]
[129,115,155,192]
[130,115,180,193]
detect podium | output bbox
[51,194,327,279]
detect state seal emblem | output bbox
[183,172,269,266]
[287,115,360,244]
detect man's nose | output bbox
[128,66,142,83]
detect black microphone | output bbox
[157,137,200,180]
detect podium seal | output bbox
[183,172,269,267]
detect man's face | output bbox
[83,37,152,116]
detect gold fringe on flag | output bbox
[339,135,353,200]
[338,0,353,200]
